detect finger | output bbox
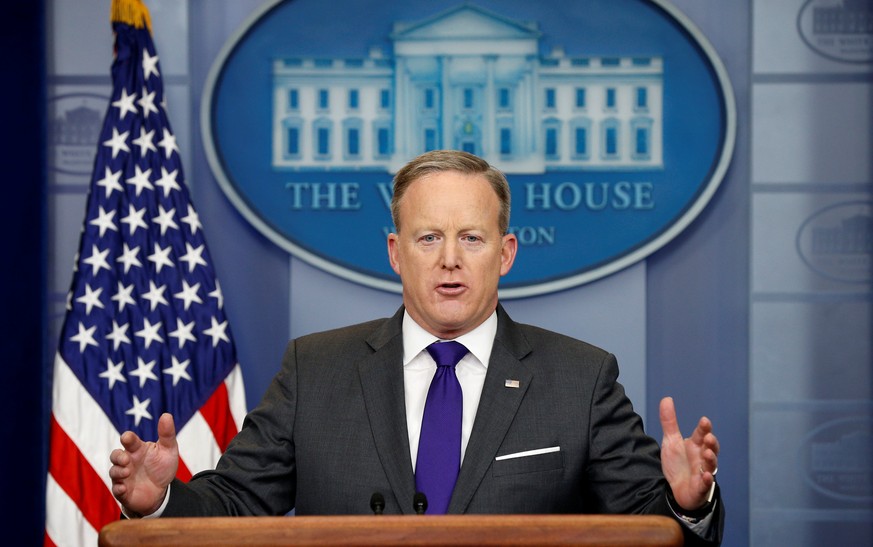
[659,397,681,439]
[705,431,721,456]
[700,471,715,492]
[109,448,129,466]
[697,451,715,471]
[157,413,177,449]
[705,447,719,469]
[108,463,130,481]
[689,416,713,446]
[119,430,143,453]
[694,445,719,479]
[707,457,718,476]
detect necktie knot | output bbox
[426,340,468,368]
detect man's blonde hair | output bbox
[390,150,511,235]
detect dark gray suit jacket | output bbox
[166,305,723,545]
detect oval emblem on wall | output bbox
[797,201,872,283]
[801,417,873,502]
[48,93,110,177]
[203,0,736,297]
[797,0,873,64]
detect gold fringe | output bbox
[110,0,153,33]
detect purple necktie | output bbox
[415,340,467,514]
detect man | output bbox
[110,150,723,545]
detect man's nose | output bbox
[441,239,461,270]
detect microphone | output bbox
[369,492,385,515]
[412,491,428,515]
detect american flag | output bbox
[45,2,246,545]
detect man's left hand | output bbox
[658,396,720,511]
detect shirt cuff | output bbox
[665,484,718,534]
[120,483,171,519]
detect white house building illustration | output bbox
[271,4,663,173]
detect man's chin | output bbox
[431,307,484,337]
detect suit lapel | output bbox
[448,306,533,513]
[357,307,417,514]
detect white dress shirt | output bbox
[401,310,497,472]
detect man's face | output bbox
[388,171,517,339]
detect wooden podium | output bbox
[98,514,683,546]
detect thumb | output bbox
[156,413,177,450]
[659,396,681,439]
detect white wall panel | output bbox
[752,83,873,184]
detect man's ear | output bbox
[387,232,401,275]
[499,233,518,276]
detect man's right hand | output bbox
[109,412,180,517]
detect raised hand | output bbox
[109,413,180,517]
[658,397,720,511]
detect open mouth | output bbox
[437,283,465,295]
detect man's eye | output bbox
[422,234,437,243]
[464,235,481,243]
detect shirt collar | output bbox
[402,310,498,369]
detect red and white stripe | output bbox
[45,354,246,547]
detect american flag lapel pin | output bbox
[504,379,520,388]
